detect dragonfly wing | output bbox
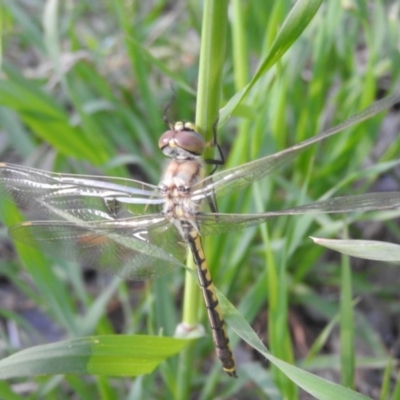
[197,212,274,236]
[193,94,400,202]
[197,191,400,236]
[0,163,163,221]
[9,215,187,280]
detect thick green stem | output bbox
[177,0,229,396]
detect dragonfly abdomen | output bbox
[186,226,237,378]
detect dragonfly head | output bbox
[159,121,206,160]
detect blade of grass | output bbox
[339,228,355,388]
[0,335,190,378]
[311,238,400,262]
[391,368,400,400]
[178,0,229,395]
[219,0,323,125]
[0,198,79,335]
[3,0,45,53]
[113,0,162,141]
[379,357,393,400]
[218,289,371,400]
[0,66,102,164]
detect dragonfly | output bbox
[1,94,400,378]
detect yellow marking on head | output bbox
[184,122,197,131]
[174,121,184,131]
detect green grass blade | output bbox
[379,357,393,400]
[125,36,196,97]
[218,289,371,400]
[391,369,400,400]
[339,238,355,388]
[112,0,161,139]
[2,0,45,53]
[0,198,79,335]
[249,0,322,88]
[0,67,101,164]
[0,335,190,378]
[219,0,322,125]
[311,238,400,262]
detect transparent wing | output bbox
[197,192,400,236]
[193,94,400,202]
[9,215,188,280]
[0,163,163,221]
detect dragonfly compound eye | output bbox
[159,122,206,157]
[158,130,176,150]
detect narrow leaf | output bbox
[311,238,400,262]
[217,289,371,400]
[0,335,190,379]
[219,0,323,124]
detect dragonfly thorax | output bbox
[159,158,204,221]
[158,121,205,160]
